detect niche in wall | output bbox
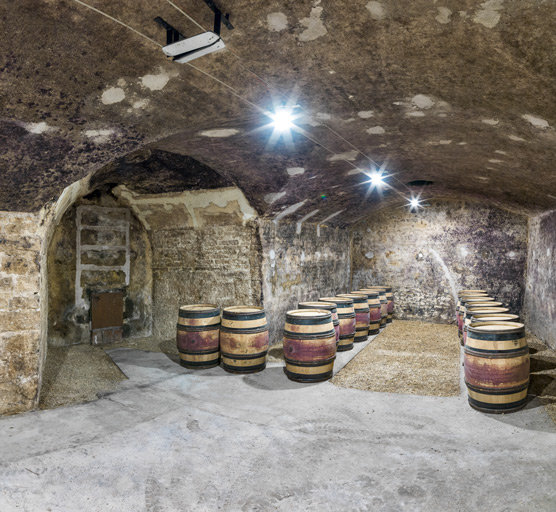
[47,187,152,346]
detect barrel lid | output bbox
[223,305,264,314]
[299,301,337,310]
[352,290,379,298]
[462,297,494,303]
[179,304,219,312]
[471,314,519,322]
[467,307,509,314]
[337,293,367,303]
[458,289,487,295]
[468,321,525,332]
[465,302,503,310]
[320,296,351,304]
[287,309,331,318]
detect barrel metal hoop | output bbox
[177,323,220,332]
[286,316,332,326]
[284,355,336,367]
[221,350,268,360]
[464,346,529,357]
[220,325,269,334]
[178,348,220,355]
[466,331,525,341]
[283,329,337,340]
[222,310,267,321]
[179,308,220,319]
[465,381,529,395]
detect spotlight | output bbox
[410,198,420,208]
[270,108,295,132]
[369,172,384,188]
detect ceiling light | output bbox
[270,108,295,132]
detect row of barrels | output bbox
[177,305,270,373]
[284,287,394,383]
[456,289,529,414]
[175,286,395,380]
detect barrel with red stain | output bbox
[299,301,339,345]
[464,322,529,413]
[338,293,370,342]
[176,304,220,369]
[220,306,269,374]
[319,297,355,351]
[353,290,381,334]
[283,309,337,383]
[360,287,388,328]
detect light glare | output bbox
[271,109,295,132]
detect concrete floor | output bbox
[2,336,556,512]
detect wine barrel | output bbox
[456,291,488,335]
[464,321,529,413]
[385,287,394,323]
[299,301,339,345]
[319,297,355,352]
[360,287,388,328]
[463,306,508,345]
[338,293,370,342]
[353,290,381,335]
[283,309,337,383]
[176,304,220,369]
[220,306,269,374]
[458,296,495,338]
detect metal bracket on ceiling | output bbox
[154,16,186,46]
[202,0,234,35]
[155,1,233,64]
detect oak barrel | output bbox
[176,304,220,369]
[354,290,381,335]
[299,301,339,345]
[283,309,337,383]
[458,296,494,337]
[220,306,269,374]
[320,297,355,352]
[463,306,509,345]
[464,321,529,413]
[457,292,487,332]
[471,313,519,324]
[361,287,388,328]
[338,293,370,342]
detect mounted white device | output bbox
[155,2,233,65]
[162,31,226,64]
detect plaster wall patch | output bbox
[198,129,240,138]
[101,87,125,104]
[366,1,385,20]
[264,192,287,204]
[141,73,171,91]
[287,167,306,176]
[298,6,327,42]
[267,12,288,31]
[522,114,550,129]
[473,0,504,29]
[411,95,435,110]
[435,7,452,24]
[366,126,385,135]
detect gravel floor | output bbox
[332,320,461,397]
[39,345,127,410]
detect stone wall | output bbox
[524,210,556,350]
[0,212,44,415]
[115,186,263,340]
[351,200,528,323]
[260,221,352,345]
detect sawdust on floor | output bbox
[39,345,127,410]
[331,320,461,397]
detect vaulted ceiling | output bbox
[2,0,556,223]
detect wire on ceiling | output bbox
[69,0,411,206]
